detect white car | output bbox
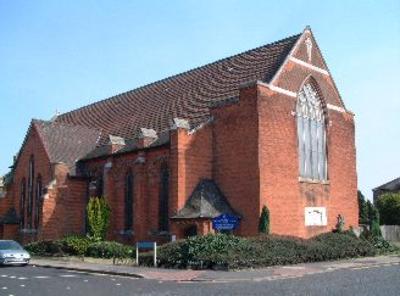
[0,240,30,266]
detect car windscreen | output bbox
[0,241,23,250]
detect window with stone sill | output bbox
[34,175,43,229]
[27,155,34,228]
[158,165,169,232]
[20,178,26,228]
[124,170,134,231]
[296,83,327,181]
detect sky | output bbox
[0,0,399,200]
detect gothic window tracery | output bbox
[296,83,327,180]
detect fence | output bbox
[380,225,400,241]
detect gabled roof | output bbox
[373,177,400,192]
[32,120,101,169]
[55,33,301,143]
[172,179,237,219]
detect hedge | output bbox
[139,232,378,269]
[25,235,134,259]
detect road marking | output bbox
[83,279,89,282]
[18,277,28,280]
[2,286,7,289]
[20,284,25,287]
[1,275,7,278]
[34,276,51,279]
[9,276,16,279]
[59,274,77,278]
[66,286,71,290]
[115,283,121,286]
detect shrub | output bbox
[376,192,400,225]
[60,235,91,256]
[358,190,369,224]
[86,196,111,241]
[25,240,65,256]
[86,241,134,259]
[258,205,270,234]
[141,232,377,270]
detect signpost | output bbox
[136,241,157,267]
[212,214,240,231]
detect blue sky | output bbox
[0,1,399,199]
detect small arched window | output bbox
[96,175,104,197]
[158,165,169,232]
[20,178,26,228]
[27,155,34,228]
[124,171,134,231]
[34,175,43,229]
[296,83,327,180]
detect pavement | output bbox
[30,255,400,282]
[0,258,399,295]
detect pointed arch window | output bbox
[124,171,134,231]
[20,179,26,228]
[34,175,43,229]
[27,155,34,228]
[296,83,327,180]
[158,165,169,232]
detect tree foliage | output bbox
[86,196,111,241]
[258,205,270,234]
[358,190,369,224]
[367,200,381,237]
[376,192,400,225]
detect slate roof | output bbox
[172,179,238,219]
[32,120,101,169]
[55,33,301,143]
[373,177,400,192]
[81,130,171,161]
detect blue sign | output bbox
[212,214,240,231]
[137,241,156,249]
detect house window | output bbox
[20,179,26,228]
[27,156,34,228]
[158,166,169,232]
[124,171,134,231]
[296,83,327,180]
[34,175,42,229]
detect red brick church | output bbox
[0,27,358,244]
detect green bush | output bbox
[259,205,270,234]
[26,236,134,259]
[59,235,91,256]
[25,240,65,256]
[86,241,134,259]
[86,196,111,241]
[140,232,377,269]
[376,192,400,225]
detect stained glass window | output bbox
[296,83,327,180]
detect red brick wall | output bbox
[82,146,171,243]
[9,124,52,242]
[257,31,358,238]
[211,85,261,236]
[169,125,213,218]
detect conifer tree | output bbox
[259,205,270,234]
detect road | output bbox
[0,264,399,296]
